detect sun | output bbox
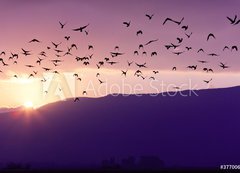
[24,101,34,109]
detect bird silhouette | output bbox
[52,42,62,48]
[121,70,128,77]
[64,36,70,40]
[208,69,214,73]
[172,67,177,71]
[185,32,192,38]
[219,62,229,69]
[25,65,35,68]
[197,48,204,53]
[223,46,229,51]
[134,51,139,55]
[85,30,89,35]
[163,17,184,25]
[226,15,237,24]
[142,51,147,56]
[145,39,158,46]
[151,52,157,56]
[74,97,80,102]
[153,70,159,74]
[136,62,147,68]
[98,79,105,84]
[149,76,155,80]
[173,51,184,55]
[22,48,31,56]
[208,53,219,56]
[182,25,188,31]
[176,37,183,43]
[110,52,124,57]
[114,46,119,51]
[204,78,212,84]
[42,67,51,71]
[73,73,78,77]
[138,44,144,49]
[127,61,133,66]
[136,30,143,36]
[71,44,78,50]
[171,43,180,49]
[123,21,131,27]
[59,21,67,29]
[198,60,208,63]
[28,74,34,79]
[29,39,40,43]
[0,51,5,56]
[207,33,216,41]
[173,86,180,90]
[108,61,118,65]
[104,57,110,61]
[73,24,90,32]
[88,45,94,50]
[163,18,174,25]
[146,14,154,20]
[187,65,197,70]
[134,70,142,76]
[231,45,238,51]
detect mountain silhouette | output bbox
[0,87,240,170]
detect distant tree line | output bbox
[101,155,165,171]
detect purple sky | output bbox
[0,0,240,107]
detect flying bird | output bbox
[73,24,90,32]
[145,39,158,46]
[136,62,147,68]
[136,30,143,36]
[151,52,157,56]
[127,61,133,66]
[145,14,154,20]
[198,60,208,64]
[64,36,70,40]
[197,48,204,53]
[29,39,40,43]
[52,42,62,48]
[134,51,139,55]
[121,70,128,77]
[223,46,229,51]
[74,97,80,102]
[231,46,238,51]
[59,21,67,29]
[219,62,229,69]
[173,51,184,55]
[207,33,216,41]
[98,79,105,84]
[182,25,188,31]
[208,53,219,56]
[123,21,131,27]
[226,15,237,24]
[204,78,212,84]
[176,37,183,43]
[185,32,192,38]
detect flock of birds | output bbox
[0,14,238,101]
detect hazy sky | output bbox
[0,0,240,108]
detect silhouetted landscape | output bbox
[0,86,240,171]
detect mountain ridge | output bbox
[0,86,240,169]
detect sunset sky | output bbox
[0,0,240,108]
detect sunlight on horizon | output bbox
[1,69,240,109]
